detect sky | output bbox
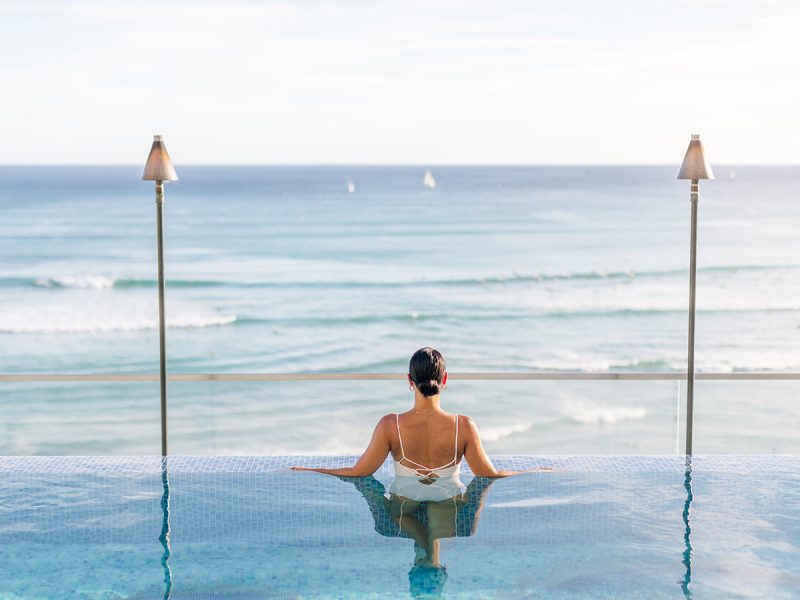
[0,0,798,165]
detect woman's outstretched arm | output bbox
[291,415,393,477]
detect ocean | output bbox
[1,165,798,456]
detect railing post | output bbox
[673,379,682,455]
[156,180,168,457]
[685,181,698,455]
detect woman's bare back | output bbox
[391,411,462,471]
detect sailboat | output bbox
[423,170,436,189]
[347,179,355,193]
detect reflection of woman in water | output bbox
[293,347,547,596]
[346,474,497,597]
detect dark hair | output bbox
[409,347,446,397]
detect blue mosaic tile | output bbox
[0,455,798,599]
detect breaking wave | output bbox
[562,401,647,425]
[6,262,797,291]
[479,422,535,442]
[0,297,236,334]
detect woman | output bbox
[291,347,526,482]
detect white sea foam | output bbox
[692,350,800,373]
[468,267,800,314]
[34,275,116,289]
[0,295,236,334]
[479,422,534,442]
[525,350,617,372]
[521,349,678,372]
[562,401,647,425]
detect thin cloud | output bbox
[0,0,798,164]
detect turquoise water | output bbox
[1,166,799,455]
[1,455,799,599]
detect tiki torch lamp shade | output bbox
[142,135,179,181]
[677,134,714,180]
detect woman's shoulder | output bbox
[457,414,479,434]
[376,413,398,428]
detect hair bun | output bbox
[417,378,442,397]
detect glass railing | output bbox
[2,372,798,455]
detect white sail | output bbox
[423,170,436,189]
[347,179,355,193]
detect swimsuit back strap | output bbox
[453,414,460,462]
[395,413,406,460]
[395,412,460,473]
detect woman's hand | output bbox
[512,467,563,475]
[289,466,362,476]
[487,466,562,477]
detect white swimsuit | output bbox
[389,413,467,502]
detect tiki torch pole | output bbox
[677,134,713,455]
[142,135,178,457]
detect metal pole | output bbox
[674,380,681,455]
[156,180,168,457]
[685,179,698,455]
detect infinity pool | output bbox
[1,456,798,599]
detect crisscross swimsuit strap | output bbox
[395,412,459,475]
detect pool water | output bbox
[1,456,798,599]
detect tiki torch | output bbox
[677,134,713,455]
[142,135,178,456]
